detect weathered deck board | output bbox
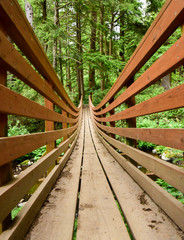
[24,115,84,240]
[76,109,130,240]
[89,110,184,240]
[19,107,184,240]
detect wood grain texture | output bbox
[77,109,130,240]
[24,112,84,240]
[0,126,81,240]
[0,128,79,223]
[0,84,78,124]
[0,31,79,117]
[95,120,184,150]
[94,125,184,194]
[94,34,184,116]
[95,128,184,232]
[0,0,78,112]
[94,82,184,122]
[0,124,78,166]
[93,0,184,111]
[89,112,183,239]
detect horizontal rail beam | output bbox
[95,120,184,150]
[0,127,80,240]
[96,128,184,232]
[0,124,78,167]
[0,0,78,112]
[94,82,184,122]
[94,34,184,116]
[0,127,79,223]
[94,123,184,194]
[0,85,78,124]
[0,30,79,117]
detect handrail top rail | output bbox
[92,0,184,111]
[0,0,79,112]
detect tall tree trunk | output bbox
[25,1,33,27]
[76,1,84,100]
[66,60,72,92]
[119,11,125,62]
[53,0,59,70]
[59,41,63,84]
[66,5,72,92]
[89,8,97,89]
[42,0,48,52]
[100,0,105,91]
[109,11,115,56]
[42,0,47,21]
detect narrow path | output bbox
[25,107,183,240]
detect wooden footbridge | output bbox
[0,0,184,239]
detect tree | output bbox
[89,4,97,89]
[75,0,84,99]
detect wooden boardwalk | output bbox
[25,108,183,240]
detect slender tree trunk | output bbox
[59,41,63,84]
[119,11,125,62]
[66,6,72,92]
[89,8,97,89]
[76,1,84,100]
[25,1,33,27]
[100,1,105,91]
[66,60,72,92]
[109,11,115,56]
[53,0,59,70]
[42,0,48,52]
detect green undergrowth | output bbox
[73,218,78,240]
[156,179,184,204]
[11,206,23,220]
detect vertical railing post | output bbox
[0,23,12,232]
[0,61,12,232]
[125,78,137,166]
[125,78,137,147]
[109,98,115,139]
[69,113,74,137]
[45,84,56,170]
[45,98,56,153]
[62,110,68,141]
[101,105,106,126]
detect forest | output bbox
[10,1,183,150]
[6,0,183,202]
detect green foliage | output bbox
[32,146,46,161]
[156,179,184,204]
[73,218,78,240]
[8,120,30,137]
[138,141,155,150]
[11,206,23,220]
[92,88,110,106]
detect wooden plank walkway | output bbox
[25,107,183,240]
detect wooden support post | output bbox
[69,113,74,137]
[45,99,56,153]
[0,61,12,232]
[125,78,137,148]
[109,98,115,139]
[125,78,137,166]
[62,110,68,141]
[101,105,106,126]
[45,84,56,171]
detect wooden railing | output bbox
[0,0,82,238]
[90,0,184,232]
